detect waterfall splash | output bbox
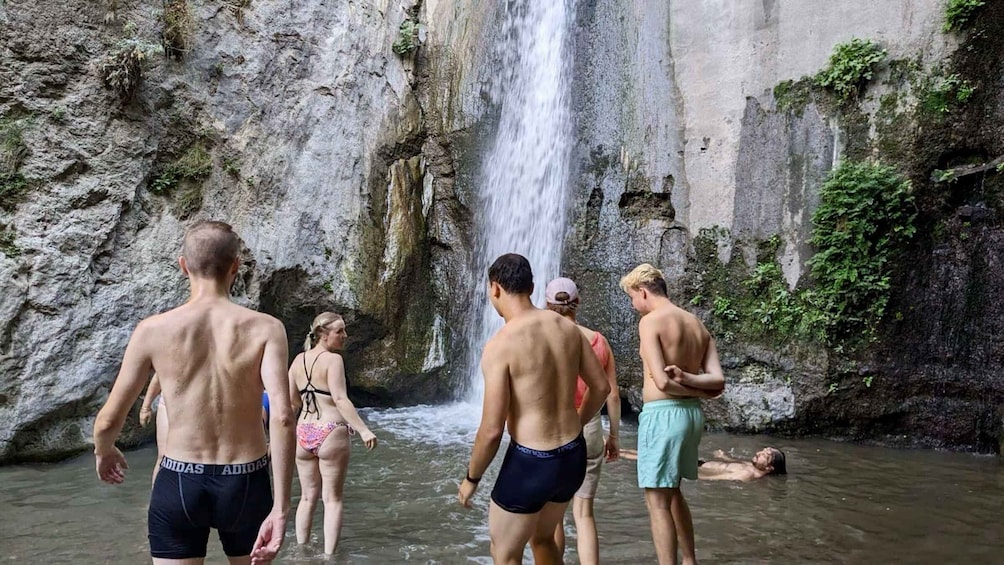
[461,0,577,402]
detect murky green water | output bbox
[1,403,1002,564]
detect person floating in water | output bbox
[543,277,622,565]
[620,263,725,565]
[697,448,787,480]
[621,448,787,481]
[92,220,295,564]
[289,312,378,556]
[458,254,610,565]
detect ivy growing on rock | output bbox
[807,160,916,343]
[943,0,985,32]
[0,117,29,212]
[814,38,886,102]
[689,161,916,348]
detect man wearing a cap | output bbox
[544,277,621,565]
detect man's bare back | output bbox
[92,220,295,564]
[486,309,602,450]
[142,299,284,463]
[640,303,717,402]
[459,254,609,565]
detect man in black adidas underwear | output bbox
[458,254,610,565]
[93,220,295,564]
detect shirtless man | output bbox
[458,254,611,565]
[698,448,787,481]
[92,220,295,565]
[620,263,725,565]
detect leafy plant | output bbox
[943,0,985,32]
[863,375,874,388]
[814,38,887,101]
[222,156,240,177]
[1,117,29,211]
[162,0,194,59]
[922,73,975,114]
[0,173,28,212]
[0,227,19,258]
[808,160,916,343]
[223,0,251,26]
[934,169,957,183]
[392,18,420,55]
[150,145,212,196]
[99,39,159,101]
[712,296,738,321]
[0,117,28,175]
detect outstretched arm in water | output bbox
[93,321,155,484]
[459,339,510,508]
[251,319,294,564]
[326,354,377,449]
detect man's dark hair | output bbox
[488,253,533,295]
[182,220,241,280]
[769,448,787,475]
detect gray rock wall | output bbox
[0,0,467,462]
[561,0,1004,452]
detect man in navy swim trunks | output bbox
[93,221,296,564]
[458,254,610,565]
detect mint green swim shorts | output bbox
[637,398,704,489]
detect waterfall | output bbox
[461,0,576,401]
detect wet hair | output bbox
[769,448,787,475]
[304,312,344,352]
[619,263,668,297]
[488,253,533,295]
[182,220,241,280]
[546,292,579,317]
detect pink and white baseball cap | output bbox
[545,277,579,305]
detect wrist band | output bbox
[465,472,481,484]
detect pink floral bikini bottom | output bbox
[295,421,354,455]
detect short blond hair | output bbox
[619,263,668,296]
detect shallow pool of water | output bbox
[2,403,1002,563]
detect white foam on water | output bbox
[362,403,483,446]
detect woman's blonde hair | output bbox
[304,312,344,352]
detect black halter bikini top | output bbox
[299,352,332,419]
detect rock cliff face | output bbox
[0,0,472,462]
[2,0,1001,462]
[561,0,1004,453]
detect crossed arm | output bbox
[639,317,717,398]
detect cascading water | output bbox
[367,0,576,446]
[461,0,577,402]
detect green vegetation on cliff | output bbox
[943,0,986,32]
[808,161,916,342]
[691,161,915,348]
[814,38,887,102]
[150,145,212,218]
[0,117,29,212]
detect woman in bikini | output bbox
[289,312,378,555]
[545,277,621,565]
